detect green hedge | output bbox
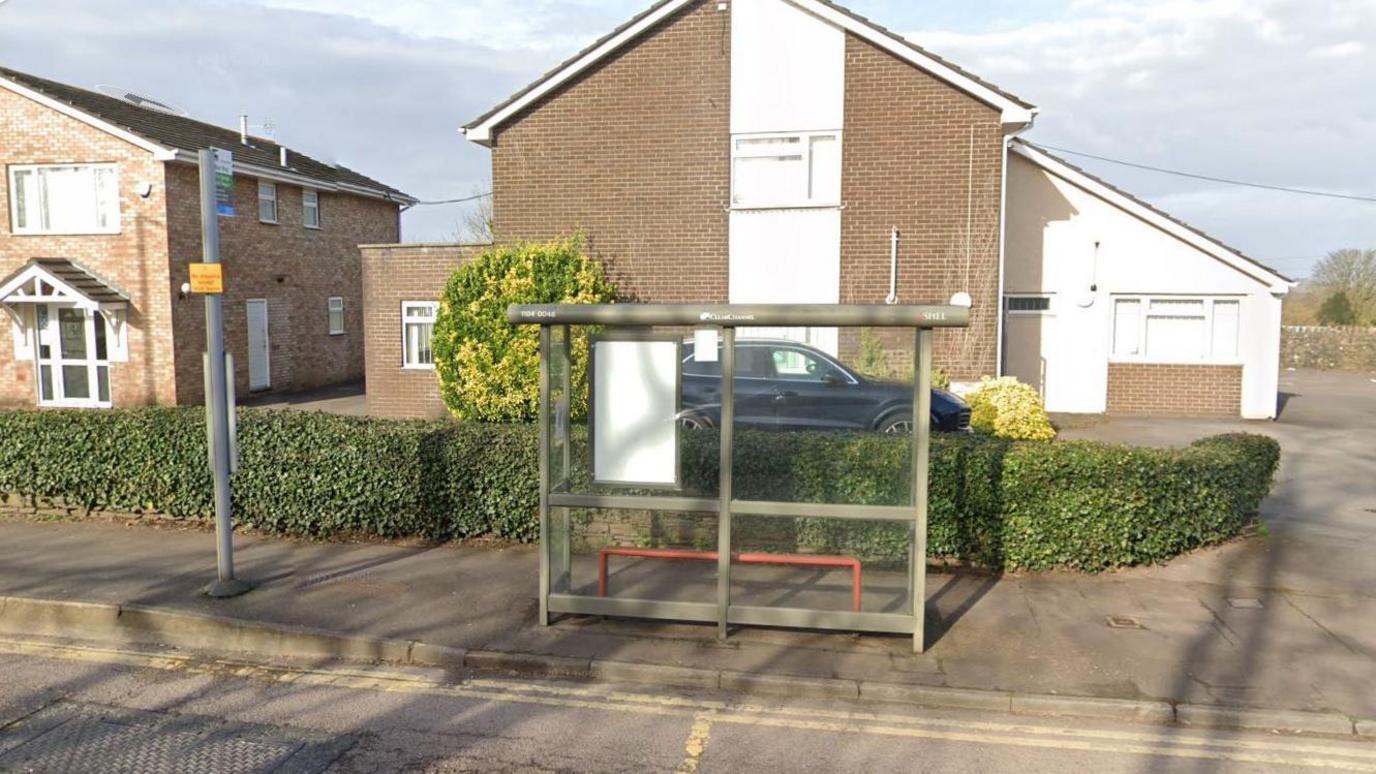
[0,408,1279,572]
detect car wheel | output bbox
[680,414,713,430]
[880,414,913,434]
[880,414,941,433]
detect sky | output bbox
[1,0,1372,279]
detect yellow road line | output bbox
[677,712,715,773]
[476,676,1375,761]
[1,638,1372,771]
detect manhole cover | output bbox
[1227,598,1264,609]
[1105,615,1145,630]
[0,702,352,774]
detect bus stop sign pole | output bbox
[199,148,251,599]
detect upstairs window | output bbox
[258,182,278,223]
[731,131,841,209]
[9,164,120,235]
[303,189,320,229]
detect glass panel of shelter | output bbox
[546,324,723,608]
[545,322,922,628]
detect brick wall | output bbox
[838,34,1005,381]
[489,0,731,303]
[1106,363,1243,416]
[0,85,176,408]
[360,243,487,419]
[166,164,401,404]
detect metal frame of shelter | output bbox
[509,303,970,653]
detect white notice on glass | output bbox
[693,328,719,362]
[593,340,679,486]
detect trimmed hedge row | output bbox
[0,408,1279,572]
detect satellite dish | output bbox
[95,84,189,117]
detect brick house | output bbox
[367,0,1293,420]
[0,66,413,409]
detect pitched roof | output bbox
[0,66,414,204]
[0,258,130,308]
[464,0,1037,144]
[1011,139,1293,290]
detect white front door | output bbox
[33,304,113,407]
[246,299,270,392]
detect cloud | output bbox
[1310,41,1365,59]
[243,0,639,52]
[909,0,1376,272]
[2,0,1371,263]
[0,0,545,241]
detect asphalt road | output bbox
[0,639,1372,773]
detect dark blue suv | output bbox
[680,338,971,433]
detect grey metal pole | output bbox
[538,325,552,625]
[717,327,735,639]
[200,149,250,599]
[558,326,572,594]
[912,328,933,653]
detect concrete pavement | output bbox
[0,369,1373,726]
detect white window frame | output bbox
[258,181,278,224]
[327,296,345,336]
[8,163,121,236]
[730,130,842,210]
[303,189,320,229]
[1110,295,1243,365]
[401,301,439,370]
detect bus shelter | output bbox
[509,303,970,653]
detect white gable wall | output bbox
[728,0,846,353]
[1005,152,1283,418]
[730,0,845,134]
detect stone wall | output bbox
[1282,325,1376,372]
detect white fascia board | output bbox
[463,0,698,145]
[166,151,410,205]
[0,264,99,310]
[462,0,1035,143]
[790,0,1035,125]
[1010,142,1292,294]
[0,76,175,159]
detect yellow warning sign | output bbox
[189,263,224,294]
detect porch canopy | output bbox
[509,302,970,653]
[0,258,129,313]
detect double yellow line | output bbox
[1,638,1373,771]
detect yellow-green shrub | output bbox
[967,376,1056,440]
[432,236,616,422]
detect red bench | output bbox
[598,547,862,612]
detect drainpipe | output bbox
[886,227,900,305]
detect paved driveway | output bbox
[1046,369,1376,711]
[243,381,367,416]
[1057,369,1376,596]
